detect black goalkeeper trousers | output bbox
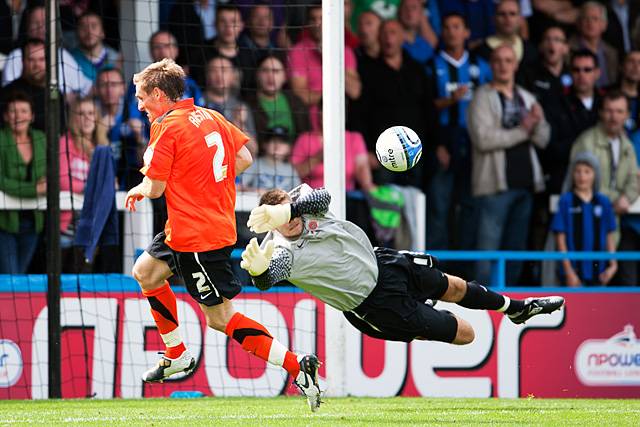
[343,247,458,343]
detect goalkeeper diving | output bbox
[241,184,565,346]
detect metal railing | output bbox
[428,250,640,289]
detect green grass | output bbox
[1,397,639,426]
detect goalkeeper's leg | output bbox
[442,275,564,324]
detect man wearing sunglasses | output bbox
[569,1,618,87]
[542,49,602,195]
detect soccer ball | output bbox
[375,126,422,172]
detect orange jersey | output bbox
[141,98,249,252]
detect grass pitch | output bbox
[1,397,639,426]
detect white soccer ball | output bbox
[375,126,422,172]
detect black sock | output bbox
[505,298,525,315]
[458,281,524,314]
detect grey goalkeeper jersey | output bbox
[253,185,379,311]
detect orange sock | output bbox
[143,282,186,359]
[225,312,300,378]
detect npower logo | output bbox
[575,324,640,386]
[0,339,23,387]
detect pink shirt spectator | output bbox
[288,35,357,130]
[288,36,357,92]
[59,132,90,232]
[291,130,367,191]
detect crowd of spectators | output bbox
[1,0,640,288]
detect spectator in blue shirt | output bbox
[437,0,496,49]
[425,12,492,250]
[399,0,437,65]
[552,152,618,286]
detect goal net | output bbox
[0,0,342,399]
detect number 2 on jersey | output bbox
[205,131,228,182]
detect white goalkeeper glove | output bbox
[240,238,275,276]
[247,203,292,233]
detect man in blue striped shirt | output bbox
[425,13,492,250]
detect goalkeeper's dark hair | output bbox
[259,189,291,206]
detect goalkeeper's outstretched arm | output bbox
[250,246,294,291]
[248,187,332,233]
[290,187,331,218]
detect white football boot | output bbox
[293,354,322,412]
[142,350,196,383]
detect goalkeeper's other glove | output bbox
[247,203,291,233]
[240,238,275,276]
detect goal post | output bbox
[322,0,347,398]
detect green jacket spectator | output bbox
[0,127,46,234]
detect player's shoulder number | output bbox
[204,131,228,182]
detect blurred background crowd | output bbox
[1,0,640,287]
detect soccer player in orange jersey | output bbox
[125,59,321,411]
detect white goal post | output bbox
[322,0,348,398]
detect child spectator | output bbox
[552,152,617,286]
[241,126,301,192]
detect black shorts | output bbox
[343,247,458,343]
[146,232,242,306]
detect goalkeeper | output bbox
[241,185,565,344]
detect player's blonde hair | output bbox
[133,58,185,101]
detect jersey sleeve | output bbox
[251,245,293,291]
[141,123,177,181]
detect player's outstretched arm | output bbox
[241,237,293,291]
[291,187,331,217]
[247,188,332,233]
